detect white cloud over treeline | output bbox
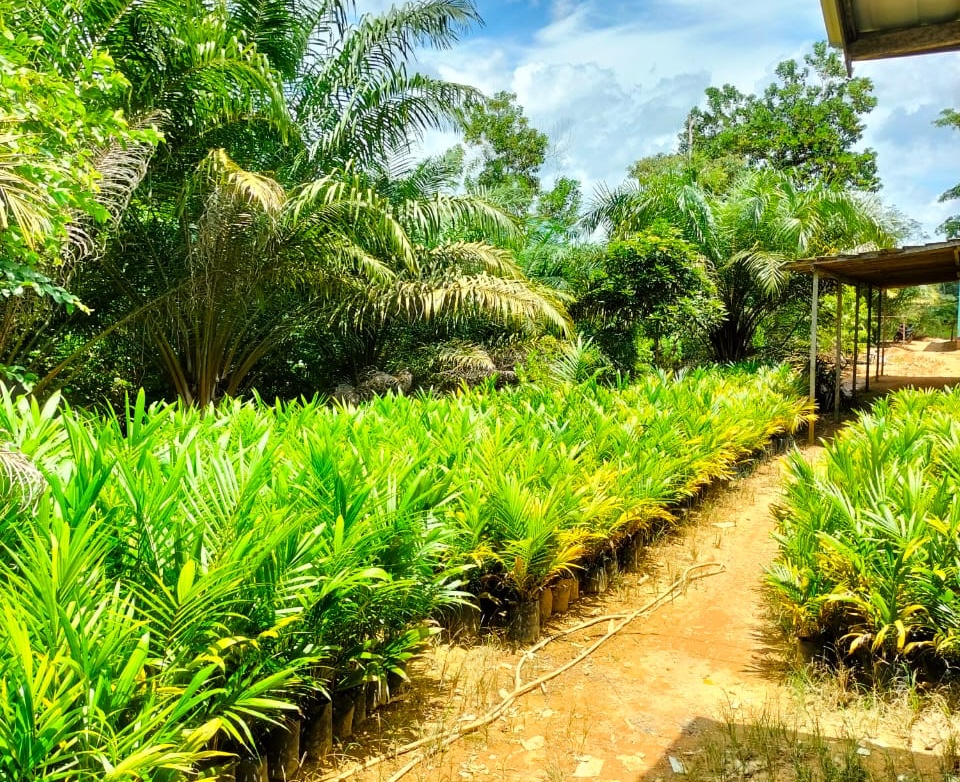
[360,0,960,234]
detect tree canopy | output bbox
[0,9,921,401]
[0,0,580,403]
[461,90,549,211]
[588,159,898,362]
[576,221,721,368]
[935,108,960,238]
[683,42,879,191]
[0,22,158,309]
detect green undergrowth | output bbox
[770,385,960,679]
[0,365,804,779]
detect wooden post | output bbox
[876,288,883,380]
[809,272,819,445]
[852,285,860,401]
[955,280,960,342]
[865,285,872,392]
[881,291,887,377]
[834,282,843,421]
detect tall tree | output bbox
[935,108,960,238]
[0,12,161,386]
[683,42,879,191]
[575,221,721,368]
[40,149,568,404]
[461,90,549,213]
[18,0,558,401]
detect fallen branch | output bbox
[513,574,650,690]
[320,561,725,782]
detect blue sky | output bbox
[365,0,960,236]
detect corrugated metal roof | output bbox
[786,240,960,288]
[853,0,960,34]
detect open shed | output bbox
[787,240,960,441]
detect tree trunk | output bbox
[708,314,755,363]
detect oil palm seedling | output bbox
[770,386,960,671]
[0,361,806,776]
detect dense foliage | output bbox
[3,0,579,403]
[935,108,960,238]
[683,42,879,191]
[0,365,804,776]
[0,0,913,399]
[587,161,898,363]
[770,387,960,672]
[0,22,158,312]
[576,222,721,368]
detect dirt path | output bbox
[309,340,960,782]
[310,444,823,782]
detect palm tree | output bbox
[39,150,569,404]
[0,0,288,380]
[587,164,896,362]
[287,0,482,175]
[321,156,570,371]
[12,0,513,398]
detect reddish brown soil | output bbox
[308,455,804,782]
[305,340,960,782]
[853,338,960,399]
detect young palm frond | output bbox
[0,446,45,511]
[582,180,639,235]
[549,335,610,384]
[585,163,721,256]
[369,152,464,205]
[292,0,480,170]
[770,386,960,667]
[398,193,520,248]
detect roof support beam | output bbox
[786,240,960,289]
[835,282,843,421]
[878,287,885,379]
[865,285,872,392]
[847,20,960,60]
[852,284,861,402]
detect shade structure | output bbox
[786,240,960,289]
[820,0,960,60]
[790,240,960,441]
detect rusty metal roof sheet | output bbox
[787,240,960,288]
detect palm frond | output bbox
[0,132,53,245]
[395,272,573,335]
[398,192,519,246]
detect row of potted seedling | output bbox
[0,366,806,781]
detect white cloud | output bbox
[389,0,960,235]
[856,53,960,234]
[416,0,824,199]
